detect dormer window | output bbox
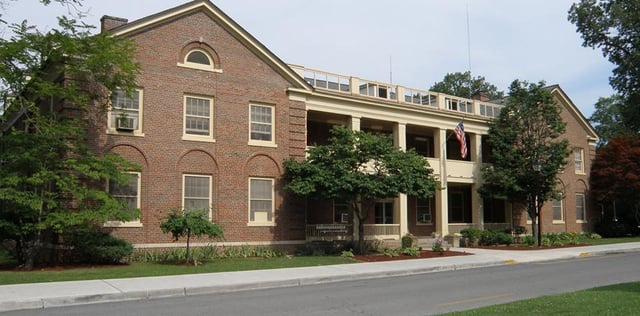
[177,43,222,73]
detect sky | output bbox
[2,0,616,118]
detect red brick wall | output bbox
[89,10,306,245]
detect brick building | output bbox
[91,0,597,248]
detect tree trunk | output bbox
[186,229,192,265]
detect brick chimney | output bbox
[471,90,490,102]
[100,15,128,33]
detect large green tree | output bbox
[569,0,640,132]
[284,126,438,254]
[429,71,504,100]
[0,1,139,269]
[479,80,570,246]
[589,94,628,146]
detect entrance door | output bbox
[375,202,394,224]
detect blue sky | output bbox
[2,0,615,117]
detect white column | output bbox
[436,128,449,236]
[349,116,361,131]
[472,134,483,229]
[394,122,408,237]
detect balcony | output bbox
[290,65,502,119]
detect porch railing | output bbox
[306,224,353,241]
[363,224,400,239]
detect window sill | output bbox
[248,140,278,148]
[177,62,223,73]
[247,222,276,227]
[552,220,565,224]
[104,221,143,228]
[576,220,588,224]
[107,129,145,137]
[182,135,216,143]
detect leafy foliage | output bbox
[429,71,504,100]
[479,80,570,246]
[284,126,438,253]
[160,209,223,265]
[64,229,133,264]
[589,94,628,146]
[0,1,140,270]
[569,0,640,132]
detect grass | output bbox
[0,256,356,285]
[587,236,640,245]
[441,282,640,315]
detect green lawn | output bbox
[587,236,640,245]
[0,256,356,285]
[441,282,640,315]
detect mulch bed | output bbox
[353,250,471,262]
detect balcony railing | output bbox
[363,224,400,239]
[290,65,502,119]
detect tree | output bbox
[479,80,570,247]
[160,209,223,265]
[429,71,504,100]
[0,2,139,269]
[590,134,640,234]
[569,0,640,132]
[589,94,628,146]
[284,126,438,254]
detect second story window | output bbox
[183,95,214,141]
[249,104,275,146]
[109,89,143,135]
[574,148,584,174]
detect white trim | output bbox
[248,177,275,226]
[107,89,144,137]
[574,147,585,175]
[182,94,215,142]
[105,171,142,227]
[182,174,213,220]
[248,103,276,146]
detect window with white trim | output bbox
[249,104,275,145]
[574,148,584,174]
[109,89,143,134]
[249,178,274,225]
[552,198,564,222]
[334,200,350,223]
[183,174,211,218]
[183,95,214,140]
[178,49,218,72]
[416,197,432,224]
[576,193,586,222]
[107,172,141,225]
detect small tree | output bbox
[479,80,570,246]
[160,209,223,265]
[284,126,438,254]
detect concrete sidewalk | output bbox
[2,242,640,313]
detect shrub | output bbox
[523,235,536,246]
[340,249,354,258]
[401,234,414,249]
[383,247,401,257]
[65,230,133,264]
[401,246,420,256]
[460,228,482,246]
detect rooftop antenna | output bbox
[466,0,473,99]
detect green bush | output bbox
[65,230,133,264]
[460,228,482,246]
[383,247,401,257]
[523,235,536,246]
[401,246,420,256]
[401,235,414,249]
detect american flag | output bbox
[454,120,467,159]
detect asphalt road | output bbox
[3,252,640,316]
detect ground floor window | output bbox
[552,198,564,222]
[249,177,274,225]
[183,174,211,218]
[416,197,433,224]
[483,198,506,223]
[448,187,472,223]
[375,201,394,224]
[108,171,141,223]
[334,200,350,223]
[576,193,586,222]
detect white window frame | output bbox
[105,171,142,227]
[182,95,215,142]
[248,177,275,226]
[334,200,350,223]
[574,148,584,174]
[107,89,144,136]
[552,198,564,223]
[416,197,432,225]
[177,49,222,73]
[182,174,212,220]
[248,103,276,147]
[576,193,587,223]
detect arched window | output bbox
[186,50,211,66]
[178,45,221,73]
